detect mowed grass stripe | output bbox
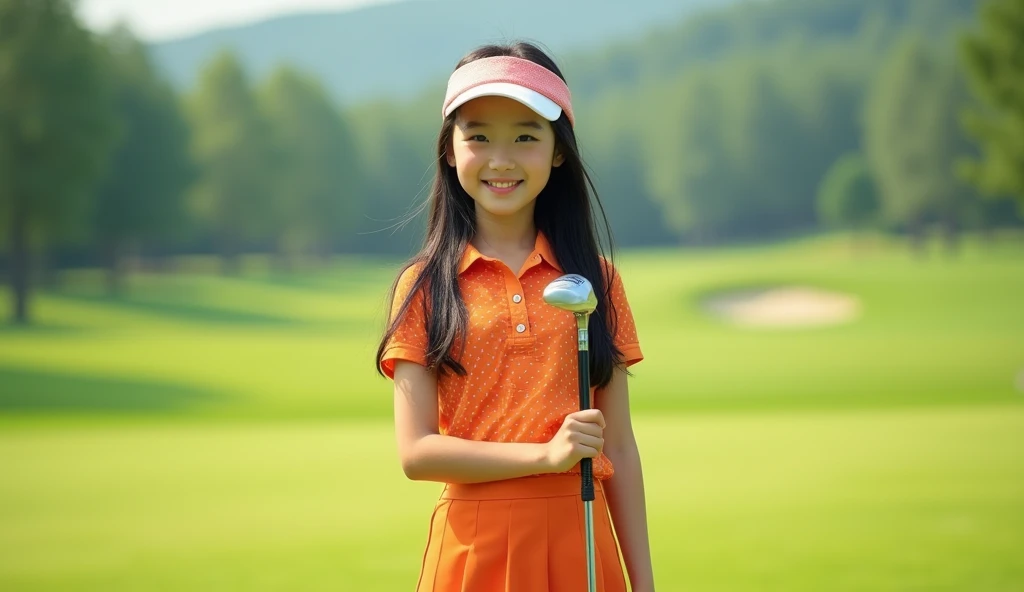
[1,405,1022,590]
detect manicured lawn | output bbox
[1,234,1022,589]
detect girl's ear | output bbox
[445,139,456,167]
[553,146,565,168]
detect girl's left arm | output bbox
[597,364,655,592]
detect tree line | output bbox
[1,0,1022,323]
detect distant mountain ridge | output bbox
[150,0,729,104]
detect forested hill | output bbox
[564,0,980,97]
[150,0,729,103]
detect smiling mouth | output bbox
[484,180,523,189]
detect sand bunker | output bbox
[704,286,861,328]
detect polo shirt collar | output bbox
[458,231,562,275]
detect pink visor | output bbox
[442,56,575,127]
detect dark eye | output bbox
[516,135,538,142]
[468,134,487,142]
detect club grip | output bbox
[580,458,595,502]
[578,349,595,502]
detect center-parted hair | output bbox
[375,41,623,389]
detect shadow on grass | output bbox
[0,366,230,413]
[0,322,87,336]
[212,269,395,303]
[51,291,303,327]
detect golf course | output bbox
[1,234,1022,591]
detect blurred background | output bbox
[1,0,1022,589]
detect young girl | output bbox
[376,42,655,592]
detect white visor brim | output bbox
[443,82,563,122]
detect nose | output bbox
[489,148,516,171]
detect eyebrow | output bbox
[463,120,544,130]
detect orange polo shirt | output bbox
[380,232,642,480]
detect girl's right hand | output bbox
[543,409,606,474]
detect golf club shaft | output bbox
[585,501,596,592]
[576,312,597,592]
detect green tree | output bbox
[645,55,825,243]
[575,90,675,247]
[864,36,977,251]
[259,67,361,266]
[958,0,1024,216]
[186,51,274,273]
[725,59,816,236]
[644,68,735,244]
[0,0,116,323]
[782,42,873,226]
[817,153,880,247]
[345,98,434,255]
[94,26,194,294]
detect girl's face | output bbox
[448,95,564,223]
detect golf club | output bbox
[543,273,598,592]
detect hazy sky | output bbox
[79,0,405,41]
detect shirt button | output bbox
[513,294,522,303]
[516,323,526,333]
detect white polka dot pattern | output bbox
[380,233,643,480]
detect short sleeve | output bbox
[379,264,429,380]
[605,262,643,367]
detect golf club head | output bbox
[543,274,597,315]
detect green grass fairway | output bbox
[2,235,1022,419]
[1,234,1023,589]
[1,407,1022,590]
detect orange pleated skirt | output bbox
[415,474,627,592]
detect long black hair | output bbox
[376,41,623,388]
